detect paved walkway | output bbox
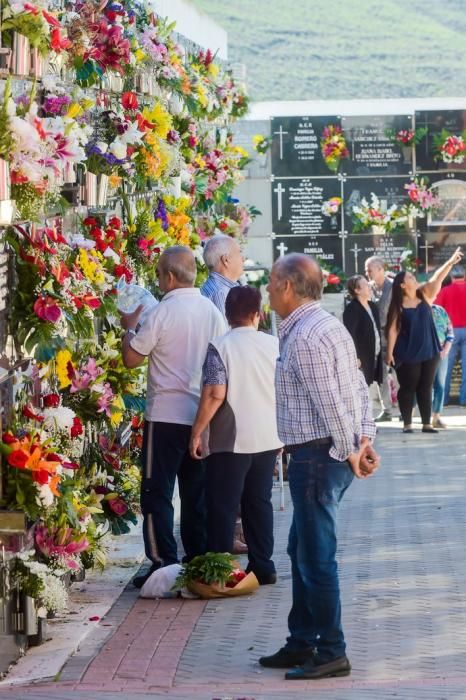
[2,408,466,699]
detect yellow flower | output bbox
[207,63,220,78]
[253,135,264,146]
[109,174,122,188]
[56,349,73,389]
[142,102,173,140]
[66,103,83,119]
[110,411,123,427]
[134,48,146,63]
[197,85,208,108]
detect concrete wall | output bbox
[153,0,228,59]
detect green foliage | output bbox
[191,0,466,101]
[174,552,236,588]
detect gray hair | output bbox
[203,234,237,271]
[158,245,196,285]
[451,265,465,279]
[365,255,385,269]
[274,253,323,300]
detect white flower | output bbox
[103,247,120,263]
[109,139,127,160]
[36,483,54,508]
[67,233,96,250]
[95,140,108,154]
[120,121,144,145]
[42,406,76,431]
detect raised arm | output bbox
[422,247,463,302]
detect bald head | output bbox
[158,246,196,287]
[273,253,324,300]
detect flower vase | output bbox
[97,174,109,207]
[330,214,338,230]
[402,145,412,164]
[63,163,76,185]
[23,595,38,636]
[0,160,15,226]
[371,224,386,236]
[0,47,11,74]
[136,71,149,94]
[110,74,124,93]
[30,47,44,78]
[84,172,97,206]
[10,33,30,76]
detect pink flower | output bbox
[107,496,128,516]
[35,524,89,570]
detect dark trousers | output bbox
[141,421,206,566]
[206,450,278,578]
[396,355,439,426]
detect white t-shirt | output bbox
[130,288,226,425]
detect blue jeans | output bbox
[445,327,466,405]
[432,354,449,414]
[285,445,354,661]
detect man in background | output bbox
[201,234,244,318]
[435,264,466,405]
[365,255,393,421]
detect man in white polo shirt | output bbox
[121,246,226,587]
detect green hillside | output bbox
[191,0,466,102]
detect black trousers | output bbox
[140,421,206,566]
[396,355,440,425]
[206,449,278,578]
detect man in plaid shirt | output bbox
[259,253,380,681]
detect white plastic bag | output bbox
[116,276,158,327]
[140,563,183,599]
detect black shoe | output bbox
[285,654,351,680]
[256,572,277,585]
[422,426,438,433]
[402,428,414,433]
[259,646,314,668]
[132,562,162,589]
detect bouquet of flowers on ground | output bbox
[433,130,466,164]
[404,177,440,218]
[12,550,69,617]
[173,552,259,599]
[352,193,407,234]
[320,125,349,173]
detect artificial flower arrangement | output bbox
[321,196,343,218]
[403,177,440,218]
[173,552,258,599]
[352,193,407,234]
[252,134,270,155]
[433,130,466,164]
[1,0,71,57]
[387,248,420,275]
[320,125,349,173]
[385,127,427,148]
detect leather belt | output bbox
[285,437,332,454]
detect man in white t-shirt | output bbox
[121,246,226,587]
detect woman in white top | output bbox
[190,286,282,585]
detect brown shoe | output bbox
[285,654,351,680]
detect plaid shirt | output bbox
[276,302,376,462]
[201,272,238,318]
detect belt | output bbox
[285,437,332,454]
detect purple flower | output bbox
[155,199,168,231]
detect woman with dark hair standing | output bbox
[189,285,282,585]
[386,248,463,433]
[343,275,383,387]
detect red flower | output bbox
[50,27,72,52]
[114,264,133,282]
[2,432,17,445]
[108,216,121,228]
[7,450,29,469]
[41,9,60,26]
[33,296,61,323]
[70,417,83,438]
[32,469,50,485]
[22,405,44,422]
[83,217,98,227]
[327,274,341,285]
[121,92,138,110]
[43,393,60,408]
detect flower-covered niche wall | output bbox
[0,0,253,633]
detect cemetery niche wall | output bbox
[270,111,466,275]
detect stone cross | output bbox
[276,241,288,257]
[273,125,289,160]
[274,182,286,220]
[419,241,434,269]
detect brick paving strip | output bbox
[2,409,466,699]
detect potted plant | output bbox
[173,552,259,599]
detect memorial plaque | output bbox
[272,235,343,269]
[272,178,343,236]
[417,231,466,273]
[343,177,409,234]
[344,232,416,276]
[415,109,466,173]
[271,115,341,177]
[342,115,413,176]
[414,173,466,233]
